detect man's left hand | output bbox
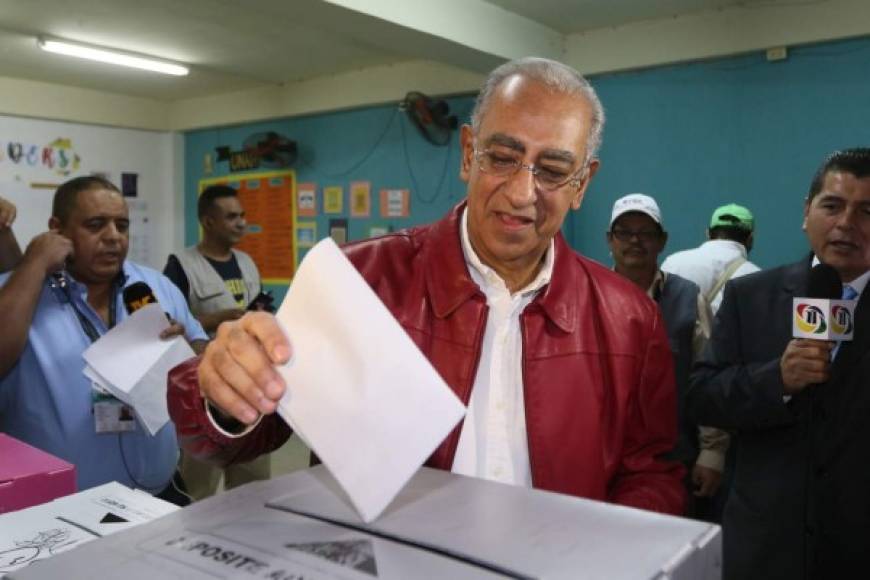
[160,319,186,340]
[692,464,722,497]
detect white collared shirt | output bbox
[811,255,870,296]
[662,240,760,314]
[450,209,554,487]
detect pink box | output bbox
[0,433,76,513]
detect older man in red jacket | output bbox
[168,57,685,515]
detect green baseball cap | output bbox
[710,203,754,231]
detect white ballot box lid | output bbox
[10,466,720,580]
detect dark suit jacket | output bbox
[688,256,870,580]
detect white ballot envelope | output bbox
[275,238,466,523]
[82,304,195,436]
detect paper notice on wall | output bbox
[127,199,153,267]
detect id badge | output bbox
[91,383,136,433]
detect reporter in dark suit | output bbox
[688,148,870,580]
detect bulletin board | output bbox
[199,169,298,284]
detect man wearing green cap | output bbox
[662,203,760,313]
[662,203,760,523]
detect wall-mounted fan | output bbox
[401,91,458,146]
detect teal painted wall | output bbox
[184,97,474,301]
[184,36,870,300]
[574,36,870,270]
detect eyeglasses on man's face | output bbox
[609,228,662,243]
[473,148,586,192]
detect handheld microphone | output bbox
[123,281,160,314]
[793,264,855,341]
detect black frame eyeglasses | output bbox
[609,228,662,243]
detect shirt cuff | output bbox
[695,449,725,472]
[204,399,263,438]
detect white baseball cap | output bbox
[610,193,662,228]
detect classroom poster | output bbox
[379,188,409,218]
[350,181,371,218]
[329,218,348,245]
[323,185,343,214]
[199,170,297,284]
[297,221,317,247]
[297,182,317,217]
[368,225,389,238]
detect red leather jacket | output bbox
[169,203,685,514]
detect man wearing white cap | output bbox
[607,193,726,518]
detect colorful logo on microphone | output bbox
[831,304,854,334]
[796,303,827,334]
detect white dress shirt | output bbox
[810,255,870,295]
[451,209,553,487]
[662,239,760,314]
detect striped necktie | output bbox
[843,284,859,301]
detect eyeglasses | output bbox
[473,148,586,191]
[610,228,661,243]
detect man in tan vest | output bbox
[163,184,270,499]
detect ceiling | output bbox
[485,0,777,33]
[0,0,830,102]
[0,0,404,100]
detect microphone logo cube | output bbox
[128,296,155,311]
[831,303,854,335]
[793,298,855,341]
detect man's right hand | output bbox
[199,311,292,425]
[24,231,73,275]
[198,308,246,335]
[781,338,834,394]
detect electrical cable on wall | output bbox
[400,114,453,204]
[298,107,399,178]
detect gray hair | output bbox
[470,57,605,166]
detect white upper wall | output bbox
[565,0,870,75]
[0,0,868,131]
[0,114,181,270]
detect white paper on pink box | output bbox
[275,238,466,523]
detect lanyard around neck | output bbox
[61,279,120,343]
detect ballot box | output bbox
[10,465,721,579]
[0,434,76,514]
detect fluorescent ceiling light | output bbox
[37,38,189,76]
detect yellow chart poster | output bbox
[350,181,371,217]
[323,185,344,214]
[199,170,297,284]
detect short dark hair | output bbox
[808,148,870,201]
[709,225,752,246]
[52,176,120,224]
[198,184,238,219]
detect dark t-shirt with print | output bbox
[163,253,246,308]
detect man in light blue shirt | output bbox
[0,176,207,499]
